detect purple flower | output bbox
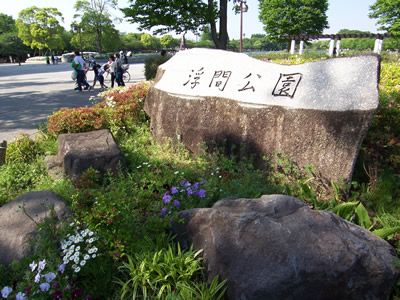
[193,182,200,190]
[44,272,56,283]
[170,187,179,194]
[15,292,26,300]
[1,286,12,298]
[162,193,172,204]
[58,264,65,274]
[180,180,191,188]
[40,282,50,292]
[173,200,181,208]
[160,207,168,217]
[34,273,41,283]
[197,189,206,198]
[186,188,194,196]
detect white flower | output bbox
[74,267,81,273]
[174,171,179,174]
[88,231,94,237]
[74,257,79,264]
[80,260,86,267]
[92,254,97,258]
[34,273,41,283]
[38,259,46,272]
[29,261,37,272]
[88,238,94,244]
[84,254,90,260]
[75,246,81,251]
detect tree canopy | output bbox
[258,0,329,41]
[369,0,400,36]
[16,6,65,52]
[0,14,30,59]
[72,0,121,52]
[122,0,229,49]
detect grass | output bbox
[0,52,399,299]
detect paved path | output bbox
[0,62,145,142]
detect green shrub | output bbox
[144,55,172,80]
[117,245,204,299]
[47,82,150,135]
[6,134,43,164]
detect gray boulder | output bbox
[145,49,380,183]
[173,195,399,300]
[46,129,124,179]
[0,191,70,265]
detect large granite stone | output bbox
[173,195,399,300]
[0,191,70,265]
[46,129,124,179]
[145,49,380,182]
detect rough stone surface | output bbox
[173,195,399,300]
[145,49,380,182]
[0,191,70,265]
[46,129,124,179]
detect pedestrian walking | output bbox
[72,51,91,91]
[108,55,116,88]
[115,53,125,87]
[92,63,109,89]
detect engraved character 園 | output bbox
[272,73,302,98]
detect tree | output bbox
[160,35,179,49]
[140,33,161,50]
[0,13,16,35]
[369,0,400,36]
[259,0,329,41]
[72,0,120,52]
[0,14,30,61]
[16,6,65,53]
[122,0,229,50]
[121,32,144,51]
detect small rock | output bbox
[0,191,70,265]
[45,129,124,179]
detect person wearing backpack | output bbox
[72,51,91,91]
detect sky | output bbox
[0,0,381,40]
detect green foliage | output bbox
[6,134,43,164]
[122,0,211,35]
[166,277,226,300]
[71,0,120,53]
[117,245,204,299]
[332,201,372,229]
[259,0,329,41]
[16,6,65,51]
[144,54,172,80]
[141,33,161,50]
[369,0,400,36]
[160,34,179,49]
[122,0,228,49]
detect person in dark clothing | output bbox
[115,53,125,87]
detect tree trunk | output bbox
[209,0,228,50]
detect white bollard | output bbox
[335,40,341,56]
[328,39,335,57]
[378,39,383,54]
[290,40,296,55]
[299,40,304,55]
[374,39,380,54]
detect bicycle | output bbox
[105,64,131,83]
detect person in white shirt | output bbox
[108,55,116,88]
[73,51,91,91]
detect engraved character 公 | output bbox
[238,73,262,92]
